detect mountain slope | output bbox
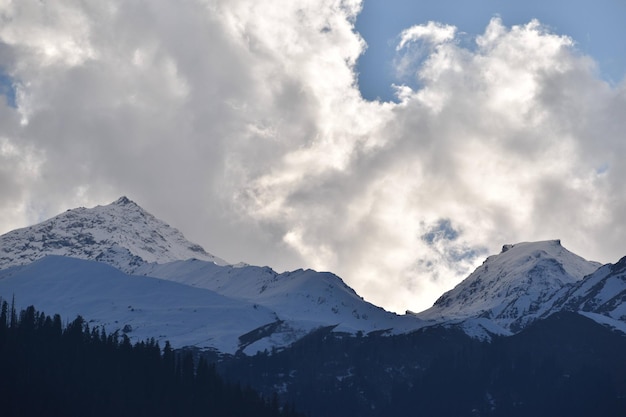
[546,255,626,332]
[0,197,226,273]
[2,197,622,352]
[0,197,424,353]
[3,197,626,416]
[0,256,278,353]
[417,240,601,333]
[136,260,423,337]
[217,311,626,417]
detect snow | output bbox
[546,259,626,329]
[0,197,426,353]
[0,255,426,353]
[595,275,626,305]
[2,197,624,352]
[0,256,278,353]
[137,259,426,337]
[566,264,612,297]
[0,197,227,273]
[417,240,601,335]
[459,318,512,340]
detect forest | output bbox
[218,314,626,417]
[3,293,626,417]
[0,297,302,417]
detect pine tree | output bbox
[1,303,307,417]
[10,294,17,329]
[0,299,8,331]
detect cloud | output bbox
[397,21,457,51]
[236,16,626,312]
[0,3,624,314]
[394,21,457,81]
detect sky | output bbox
[0,0,625,314]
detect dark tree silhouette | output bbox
[0,298,303,417]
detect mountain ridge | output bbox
[0,197,424,353]
[2,196,625,417]
[0,255,279,353]
[1,196,625,353]
[416,240,602,334]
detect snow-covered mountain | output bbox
[2,196,625,353]
[0,197,422,353]
[416,240,601,335]
[0,196,227,273]
[3,198,626,417]
[546,255,626,333]
[135,260,422,339]
[0,256,278,354]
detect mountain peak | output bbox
[417,240,600,333]
[501,239,561,254]
[0,198,227,272]
[112,196,135,206]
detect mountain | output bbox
[0,196,227,273]
[0,256,279,354]
[0,197,422,353]
[416,240,601,334]
[546,255,626,333]
[217,311,626,417]
[135,260,422,339]
[2,197,626,416]
[1,197,623,352]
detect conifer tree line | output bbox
[0,297,303,417]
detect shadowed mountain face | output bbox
[216,312,626,417]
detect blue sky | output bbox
[0,1,625,313]
[0,71,16,107]
[356,0,626,101]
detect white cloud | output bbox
[397,21,457,51]
[0,2,625,314]
[394,21,457,82]
[0,1,98,67]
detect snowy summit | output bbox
[0,196,227,273]
[417,240,601,333]
[0,197,422,353]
